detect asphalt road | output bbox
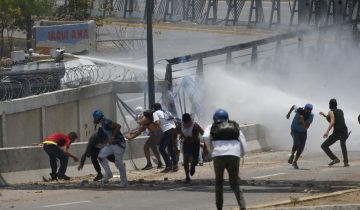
[1,151,359,210]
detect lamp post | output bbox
[146,0,155,107]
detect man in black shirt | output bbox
[320,98,350,167]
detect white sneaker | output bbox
[100,173,113,184]
[119,181,127,188]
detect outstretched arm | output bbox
[323,111,335,138]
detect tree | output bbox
[56,0,94,20]
[0,0,20,57]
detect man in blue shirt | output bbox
[286,104,314,169]
[93,110,127,187]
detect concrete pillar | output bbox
[41,106,46,141]
[1,112,6,147]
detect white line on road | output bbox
[42,200,91,208]
[250,173,286,179]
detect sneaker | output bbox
[344,162,350,167]
[185,177,191,184]
[93,173,103,181]
[328,159,340,166]
[141,164,153,170]
[172,165,179,172]
[190,165,196,176]
[100,173,113,184]
[50,173,58,181]
[119,181,128,188]
[292,162,299,169]
[157,163,164,169]
[160,167,172,173]
[57,174,71,180]
[288,155,294,164]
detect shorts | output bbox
[147,130,162,146]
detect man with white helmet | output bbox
[203,109,247,210]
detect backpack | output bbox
[210,120,240,141]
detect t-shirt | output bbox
[153,110,176,132]
[291,106,314,133]
[176,122,204,143]
[203,124,247,158]
[44,133,71,148]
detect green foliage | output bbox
[55,0,95,20]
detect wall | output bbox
[0,124,266,185]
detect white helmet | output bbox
[135,106,143,116]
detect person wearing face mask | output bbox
[175,113,204,183]
[320,98,350,167]
[286,103,314,169]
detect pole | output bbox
[146,0,155,107]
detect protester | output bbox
[320,98,350,167]
[175,113,204,183]
[152,103,178,172]
[78,128,115,181]
[203,109,247,210]
[126,108,163,170]
[43,132,79,181]
[93,110,128,187]
[286,103,314,169]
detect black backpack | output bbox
[211,120,240,141]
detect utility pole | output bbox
[146,0,155,107]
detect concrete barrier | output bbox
[0,124,266,185]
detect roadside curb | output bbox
[248,188,360,209]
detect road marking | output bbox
[251,173,286,179]
[42,201,91,208]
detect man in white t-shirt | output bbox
[203,109,247,210]
[152,103,177,173]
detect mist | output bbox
[199,34,360,152]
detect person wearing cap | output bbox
[77,127,115,181]
[126,107,163,170]
[43,132,79,181]
[93,110,128,187]
[286,103,314,169]
[319,98,350,167]
[175,113,204,183]
[203,109,247,210]
[152,103,178,173]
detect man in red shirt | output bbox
[43,132,79,181]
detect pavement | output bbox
[1,151,359,210]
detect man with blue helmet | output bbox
[286,103,314,169]
[93,110,127,187]
[77,127,115,181]
[203,109,247,210]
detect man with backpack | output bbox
[286,103,314,169]
[152,103,178,173]
[77,127,115,181]
[203,109,247,210]
[93,110,127,187]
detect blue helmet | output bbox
[93,110,104,121]
[213,109,229,122]
[304,103,313,111]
